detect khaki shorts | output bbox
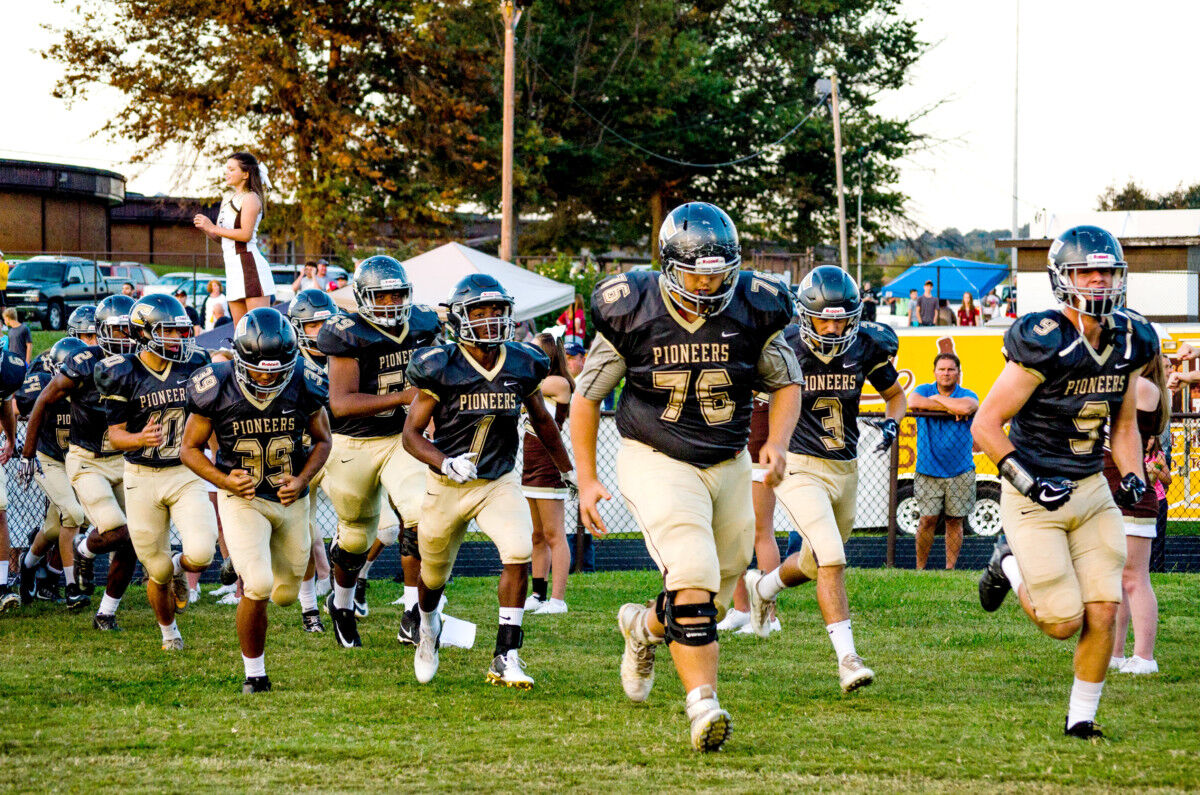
[418,469,532,590]
[1001,472,1125,625]
[124,463,218,585]
[323,433,424,554]
[217,491,311,604]
[616,439,754,616]
[66,447,126,534]
[774,453,858,580]
[36,452,87,529]
[915,470,976,519]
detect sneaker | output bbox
[1109,656,1126,672]
[92,612,121,631]
[617,603,658,703]
[396,605,420,646]
[414,613,442,683]
[65,584,91,611]
[1119,656,1159,675]
[74,536,95,595]
[524,593,545,612]
[685,685,732,752]
[188,587,201,605]
[162,636,185,651]
[537,599,568,615]
[210,583,236,598]
[1064,718,1104,741]
[326,593,361,648]
[242,675,272,694]
[487,649,534,689]
[717,608,749,632]
[219,557,238,586]
[217,592,240,606]
[978,534,1013,612]
[353,578,369,618]
[172,568,190,613]
[18,557,38,604]
[302,609,325,633]
[735,616,781,635]
[838,654,875,693]
[743,569,774,638]
[0,585,19,612]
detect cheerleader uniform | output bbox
[521,397,569,499]
[1102,404,1162,538]
[217,193,274,302]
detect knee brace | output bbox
[329,542,367,575]
[400,527,421,561]
[662,591,718,647]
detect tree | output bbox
[1098,179,1200,211]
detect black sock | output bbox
[532,578,548,600]
[494,624,524,658]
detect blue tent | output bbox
[882,257,1008,301]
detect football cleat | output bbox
[536,599,568,615]
[414,613,442,683]
[172,568,190,613]
[242,675,272,694]
[0,585,19,612]
[93,612,121,631]
[523,593,545,612]
[978,534,1014,612]
[396,605,420,646]
[717,608,749,632]
[487,650,534,689]
[618,603,659,702]
[743,569,775,638]
[301,610,325,633]
[838,654,875,693]
[326,593,361,648]
[65,584,91,611]
[162,637,185,652]
[35,579,63,604]
[685,685,732,752]
[219,557,238,586]
[74,536,96,595]
[1064,718,1104,741]
[353,578,369,618]
[18,558,38,604]
[1119,656,1159,675]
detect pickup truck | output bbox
[6,256,112,330]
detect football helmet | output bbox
[795,265,862,358]
[95,295,136,356]
[233,307,298,401]
[1047,225,1126,317]
[48,336,89,377]
[442,274,514,347]
[353,255,411,327]
[287,288,338,350]
[67,306,98,338]
[658,202,741,317]
[129,294,196,363]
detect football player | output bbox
[15,337,92,610]
[404,274,575,689]
[182,308,331,693]
[21,295,139,629]
[570,202,802,751]
[0,350,34,610]
[95,293,217,650]
[315,256,439,648]
[744,266,906,693]
[67,305,99,343]
[973,226,1157,739]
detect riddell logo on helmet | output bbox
[260,360,281,367]
[1086,253,1116,266]
[480,291,503,299]
[694,256,727,270]
[821,307,847,316]
[379,279,406,288]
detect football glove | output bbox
[999,452,1075,511]
[871,418,899,454]
[17,456,41,488]
[1114,473,1147,509]
[440,453,477,484]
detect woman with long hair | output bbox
[957,292,980,326]
[193,152,274,325]
[556,294,587,350]
[521,333,575,614]
[1107,350,1170,674]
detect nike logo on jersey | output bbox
[721,331,738,338]
[504,380,520,388]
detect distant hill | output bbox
[876,225,1029,267]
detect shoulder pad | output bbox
[59,347,99,382]
[509,341,550,382]
[15,371,49,413]
[782,322,803,354]
[301,357,329,388]
[858,320,899,360]
[93,355,135,396]
[1003,311,1064,370]
[408,306,443,341]
[186,363,226,415]
[406,344,451,391]
[316,313,376,356]
[589,270,660,338]
[736,271,793,315]
[1114,309,1160,366]
[189,348,212,367]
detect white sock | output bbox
[1000,555,1024,591]
[333,582,355,611]
[359,559,373,578]
[23,550,43,569]
[1066,677,1104,727]
[827,619,857,661]
[403,586,418,611]
[159,621,182,642]
[99,594,121,615]
[64,565,75,584]
[298,578,317,612]
[0,561,8,585]
[498,606,525,626]
[172,552,183,576]
[76,536,96,559]
[242,654,267,679]
[757,568,786,601]
[420,606,440,633]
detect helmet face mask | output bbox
[130,295,196,363]
[234,308,298,401]
[287,288,337,351]
[95,295,137,357]
[795,265,863,358]
[659,202,742,317]
[443,275,515,348]
[68,306,97,339]
[353,256,412,328]
[1048,226,1127,318]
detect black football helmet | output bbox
[233,307,298,401]
[95,295,137,356]
[48,336,89,376]
[658,202,742,317]
[287,288,338,350]
[442,274,514,347]
[67,305,98,339]
[1048,225,1126,317]
[129,294,196,363]
[796,265,862,358]
[353,255,411,327]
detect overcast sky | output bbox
[3,0,1197,236]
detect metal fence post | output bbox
[886,430,900,567]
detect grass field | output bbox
[1,569,1197,792]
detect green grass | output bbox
[1,569,1197,791]
[31,329,65,357]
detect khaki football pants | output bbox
[616,439,754,618]
[773,453,859,580]
[65,447,126,534]
[124,463,218,585]
[36,452,88,530]
[217,491,311,604]
[322,433,423,554]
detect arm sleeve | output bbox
[575,334,627,401]
[754,332,803,392]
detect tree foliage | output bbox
[1098,180,1200,211]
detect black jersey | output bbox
[1004,308,1158,480]
[407,342,549,481]
[315,307,441,438]
[16,370,70,461]
[785,320,899,460]
[186,360,328,502]
[0,352,25,401]
[591,270,793,467]
[57,346,116,455]
[298,354,330,451]
[95,349,211,468]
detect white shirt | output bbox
[205,294,229,329]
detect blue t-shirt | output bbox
[914,383,978,478]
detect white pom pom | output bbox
[257,162,271,191]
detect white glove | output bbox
[441,453,478,484]
[17,456,41,488]
[561,470,579,499]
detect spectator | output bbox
[861,280,878,322]
[916,280,939,326]
[957,292,981,326]
[210,301,231,328]
[204,280,229,330]
[982,290,1001,322]
[173,287,203,335]
[883,291,897,315]
[557,294,587,349]
[1004,296,1018,318]
[121,282,136,297]
[316,259,334,290]
[2,308,31,362]
[291,262,321,294]
[332,274,348,291]
[906,352,979,569]
[564,340,586,377]
[935,300,956,326]
[907,289,920,326]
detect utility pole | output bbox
[500,1,523,264]
[856,175,863,286]
[830,73,849,271]
[1010,0,1020,298]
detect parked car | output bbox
[144,273,227,318]
[6,256,110,330]
[270,263,350,303]
[96,262,159,297]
